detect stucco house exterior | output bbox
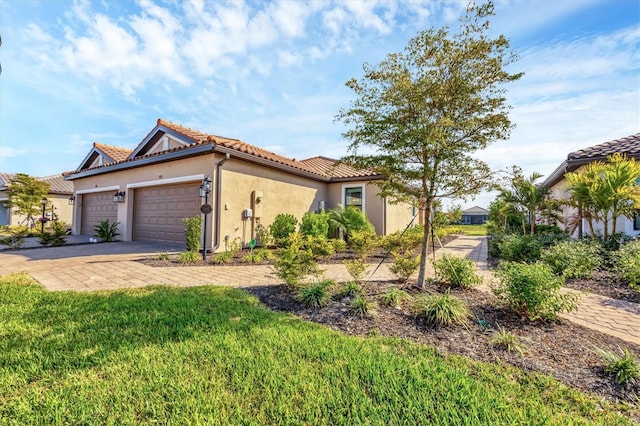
[541,133,640,238]
[0,173,74,227]
[461,206,489,225]
[65,119,414,250]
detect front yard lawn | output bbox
[0,273,635,424]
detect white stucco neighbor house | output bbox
[541,133,640,238]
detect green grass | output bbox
[458,224,488,236]
[0,273,634,425]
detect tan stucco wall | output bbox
[385,201,415,234]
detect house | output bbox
[541,133,640,238]
[0,173,74,227]
[461,206,489,225]
[64,119,414,250]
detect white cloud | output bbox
[0,146,26,158]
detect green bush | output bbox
[182,216,202,252]
[328,206,374,240]
[298,279,334,308]
[344,258,368,284]
[93,219,120,242]
[242,248,274,264]
[270,214,299,246]
[413,292,470,327]
[347,229,378,257]
[299,211,329,238]
[38,221,68,247]
[598,347,640,385]
[432,254,482,289]
[613,240,640,288]
[351,294,375,317]
[389,250,420,282]
[178,250,200,264]
[255,224,274,247]
[272,234,319,287]
[0,225,29,249]
[380,288,409,308]
[541,239,602,279]
[493,262,578,321]
[497,234,543,263]
[303,235,335,259]
[330,238,347,253]
[211,250,234,265]
[379,226,422,252]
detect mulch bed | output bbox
[566,271,640,304]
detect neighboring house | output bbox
[65,119,414,250]
[541,133,640,238]
[461,206,489,225]
[0,173,74,227]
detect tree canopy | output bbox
[337,2,522,286]
[5,173,50,228]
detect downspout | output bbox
[212,153,230,252]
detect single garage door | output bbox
[81,191,118,235]
[133,183,201,243]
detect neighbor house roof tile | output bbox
[39,175,74,194]
[299,156,379,179]
[568,133,640,160]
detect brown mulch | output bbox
[245,281,640,412]
[566,271,640,304]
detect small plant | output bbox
[298,279,334,308]
[155,252,170,261]
[178,250,200,264]
[490,327,527,356]
[432,254,482,289]
[493,262,579,321]
[330,238,347,253]
[0,225,29,249]
[613,240,640,288]
[389,250,420,282]
[38,221,68,247]
[270,213,298,246]
[380,288,409,308]
[255,224,274,247]
[242,248,274,263]
[93,219,120,242]
[344,258,368,284]
[541,239,602,279]
[182,216,202,252]
[338,281,362,298]
[211,250,234,264]
[413,292,470,327]
[597,347,640,385]
[272,233,320,287]
[351,294,375,318]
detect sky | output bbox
[0,0,639,210]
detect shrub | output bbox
[338,281,362,298]
[272,234,319,287]
[498,234,543,263]
[178,250,200,264]
[344,259,368,284]
[182,216,201,252]
[270,214,298,245]
[93,219,120,242]
[490,327,527,356]
[330,238,347,253]
[380,288,409,308]
[613,240,640,288]
[389,250,420,282]
[242,248,274,264]
[211,250,234,265]
[541,239,602,279]
[493,262,578,321]
[0,225,29,249]
[351,294,375,317]
[413,292,470,327]
[38,221,68,247]
[432,254,482,289]
[298,280,334,308]
[303,235,335,259]
[328,205,374,240]
[597,347,640,385]
[379,227,422,253]
[347,229,378,257]
[300,211,329,238]
[255,224,274,247]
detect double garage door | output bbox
[133,183,201,243]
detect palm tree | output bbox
[498,169,552,235]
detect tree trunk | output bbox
[416,202,432,288]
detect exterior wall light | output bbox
[113,191,126,203]
[68,195,76,205]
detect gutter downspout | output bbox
[212,153,230,252]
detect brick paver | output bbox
[1,235,638,345]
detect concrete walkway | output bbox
[0,235,638,345]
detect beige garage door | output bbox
[81,192,118,235]
[133,183,201,243]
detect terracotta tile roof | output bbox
[299,156,380,179]
[568,133,640,160]
[94,142,133,163]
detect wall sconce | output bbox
[199,176,212,197]
[255,196,263,204]
[68,195,76,205]
[113,191,126,203]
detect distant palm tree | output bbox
[498,169,552,235]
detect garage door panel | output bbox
[81,192,118,235]
[133,183,201,243]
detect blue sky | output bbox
[1,0,638,209]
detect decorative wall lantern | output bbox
[199,176,212,198]
[113,191,126,203]
[68,195,76,205]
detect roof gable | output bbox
[76,142,133,171]
[463,206,489,214]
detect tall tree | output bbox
[336,2,522,287]
[5,174,51,228]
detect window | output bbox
[634,210,640,231]
[344,186,364,210]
